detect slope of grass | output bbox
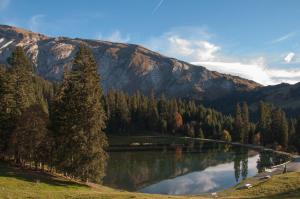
[1,162,300,199]
[220,172,300,199]
[0,162,203,199]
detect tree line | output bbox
[256,102,300,151]
[104,89,234,140]
[103,89,300,152]
[0,45,299,183]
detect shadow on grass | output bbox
[0,161,89,188]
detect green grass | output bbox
[0,162,202,199]
[0,162,300,199]
[220,172,300,199]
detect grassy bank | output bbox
[220,172,300,199]
[0,162,203,199]
[0,162,300,199]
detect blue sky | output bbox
[1,0,300,85]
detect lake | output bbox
[103,137,290,195]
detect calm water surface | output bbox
[103,138,289,195]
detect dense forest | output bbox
[0,45,299,183]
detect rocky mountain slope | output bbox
[0,25,260,101]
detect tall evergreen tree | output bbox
[257,101,271,145]
[10,104,49,167]
[108,91,130,134]
[271,108,282,146]
[0,65,10,153]
[288,119,296,142]
[248,123,256,144]
[0,47,36,155]
[9,47,36,116]
[146,92,159,130]
[293,118,300,152]
[241,102,250,143]
[158,95,168,134]
[278,111,289,149]
[52,45,107,183]
[234,103,244,143]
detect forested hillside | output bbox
[0,46,300,184]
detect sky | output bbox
[1,0,300,85]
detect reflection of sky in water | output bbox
[139,155,259,195]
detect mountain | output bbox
[0,25,260,101]
[207,82,300,117]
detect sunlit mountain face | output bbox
[0,25,260,102]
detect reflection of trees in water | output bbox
[256,150,290,173]
[233,147,248,182]
[257,151,273,173]
[219,143,231,152]
[175,146,182,161]
[234,157,241,182]
[103,141,237,191]
[242,156,248,180]
[104,140,290,191]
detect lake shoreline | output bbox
[106,136,293,195]
[108,135,293,158]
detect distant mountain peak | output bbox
[0,24,48,40]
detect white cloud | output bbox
[271,32,296,44]
[284,52,295,63]
[0,0,9,10]
[144,27,300,85]
[97,30,130,43]
[267,68,300,84]
[167,36,220,61]
[146,27,219,62]
[192,60,300,85]
[28,14,45,32]
[140,155,260,195]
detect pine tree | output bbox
[257,101,271,145]
[10,104,49,167]
[9,47,36,116]
[294,118,300,152]
[52,45,107,183]
[0,65,10,152]
[248,123,256,144]
[234,103,244,143]
[288,119,296,142]
[271,108,282,147]
[241,102,250,143]
[146,92,159,130]
[168,99,180,134]
[0,47,36,156]
[110,91,130,134]
[158,94,168,134]
[279,111,288,149]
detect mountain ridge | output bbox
[0,24,261,101]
